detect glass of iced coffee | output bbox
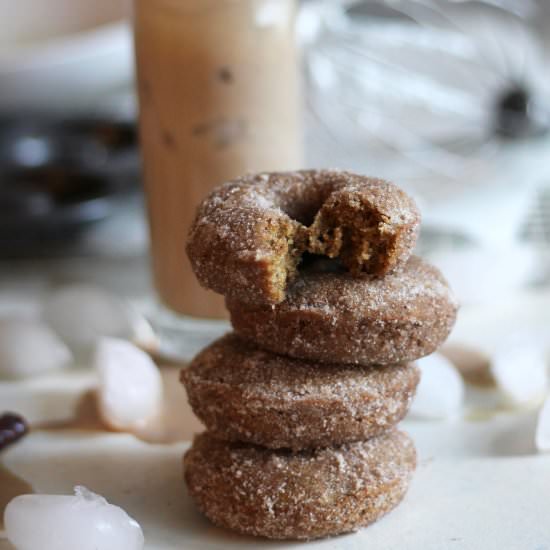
[133,0,302,352]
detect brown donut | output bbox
[187,170,420,305]
[183,429,416,540]
[181,334,419,450]
[228,256,458,366]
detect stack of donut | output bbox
[182,170,457,540]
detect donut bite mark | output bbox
[259,216,306,304]
[186,170,420,305]
[183,429,416,540]
[308,179,420,277]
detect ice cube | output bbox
[42,285,139,352]
[130,313,159,354]
[95,338,163,431]
[409,352,465,420]
[491,344,548,406]
[0,317,72,379]
[4,486,144,550]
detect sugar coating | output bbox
[181,334,419,450]
[228,256,458,366]
[183,430,416,540]
[187,170,420,305]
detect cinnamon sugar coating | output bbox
[183,430,416,540]
[187,170,420,305]
[181,334,419,450]
[228,256,458,366]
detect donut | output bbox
[227,256,458,366]
[181,334,419,450]
[186,170,420,305]
[183,429,416,540]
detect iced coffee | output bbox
[134,0,302,319]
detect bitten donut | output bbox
[183,429,416,540]
[228,256,458,366]
[181,334,419,450]
[187,170,420,305]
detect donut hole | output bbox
[297,253,345,274]
[281,202,318,227]
[277,181,336,227]
[307,193,396,276]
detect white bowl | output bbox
[0,0,133,115]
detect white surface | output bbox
[409,353,464,420]
[2,292,550,548]
[5,486,144,550]
[2,417,550,550]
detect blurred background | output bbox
[2,0,550,313]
